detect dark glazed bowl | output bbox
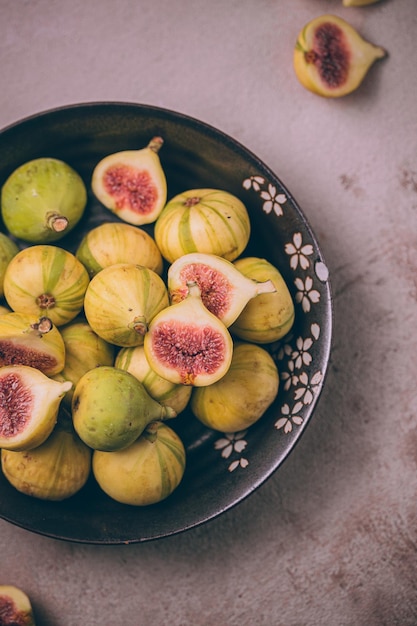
[0,102,332,544]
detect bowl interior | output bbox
[0,102,332,544]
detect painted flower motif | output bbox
[294,370,323,404]
[243,175,265,192]
[292,336,313,369]
[280,358,299,391]
[294,276,321,313]
[285,232,314,270]
[275,402,304,434]
[229,458,249,472]
[214,431,248,459]
[260,184,287,216]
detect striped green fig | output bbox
[3,245,90,327]
[154,188,250,263]
[92,421,186,505]
[231,257,295,343]
[83,263,169,347]
[76,221,163,278]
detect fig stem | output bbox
[30,316,53,335]
[46,211,69,233]
[148,136,164,154]
[128,316,148,336]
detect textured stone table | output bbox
[1,1,416,624]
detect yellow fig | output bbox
[0,232,19,298]
[293,14,387,97]
[92,421,186,506]
[191,342,279,432]
[76,221,163,278]
[1,411,92,501]
[0,585,36,626]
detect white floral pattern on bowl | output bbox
[214,175,330,472]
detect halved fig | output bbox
[1,157,87,243]
[144,282,233,386]
[0,365,72,451]
[0,312,66,376]
[168,252,276,327]
[293,14,387,97]
[0,585,36,626]
[91,137,167,226]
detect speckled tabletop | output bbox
[1,1,417,625]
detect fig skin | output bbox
[154,188,251,264]
[72,365,176,452]
[83,263,169,347]
[293,14,387,98]
[3,245,90,327]
[0,233,19,299]
[1,157,87,243]
[0,585,36,626]
[1,413,92,501]
[343,0,380,5]
[92,421,186,506]
[144,282,234,387]
[76,221,163,278]
[191,342,279,432]
[91,137,167,226]
[0,312,66,376]
[168,252,276,327]
[115,345,192,415]
[230,257,295,344]
[0,365,72,452]
[52,319,115,407]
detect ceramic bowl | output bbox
[0,102,332,544]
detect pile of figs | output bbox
[0,137,294,507]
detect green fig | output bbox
[72,365,176,452]
[0,365,72,451]
[1,157,87,243]
[115,345,192,415]
[91,137,167,226]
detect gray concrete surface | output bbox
[1,0,417,624]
